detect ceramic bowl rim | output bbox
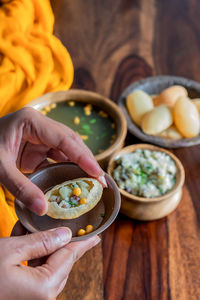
[15,162,121,241]
[27,89,127,161]
[118,75,200,148]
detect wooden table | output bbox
[52,0,200,299]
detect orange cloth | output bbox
[0,186,17,237]
[0,0,74,117]
[0,0,74,237]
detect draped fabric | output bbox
[0,0,74,237]
[0,0,73,116]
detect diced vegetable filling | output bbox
[49,180,93,208]
[113,149,177,198]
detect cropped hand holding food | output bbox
[0,224,100,300]
[0,108,103,216]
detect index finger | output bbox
[20,108,103,178]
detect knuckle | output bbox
[39,232,53,255]
[66,247,78,263]
[17,107,36,118]
[75,153,85,166]
[14,180,29,200]
[71,131,81,143]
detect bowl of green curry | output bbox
[27,89,127,169]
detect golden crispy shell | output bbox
[45,178,103,219]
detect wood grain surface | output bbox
[52,0,200,299]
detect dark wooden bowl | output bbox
[118,75,200,148]
[15,162,121,241]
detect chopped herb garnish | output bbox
[68,201,79,207]
[99,132,108,138]
[82,124,90,130]
[101,213,105,218]
[90,118,96,124]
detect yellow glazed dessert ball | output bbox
[126,90,153,125]
[173,96,200,138]
[141,105,173,135]
[192,99,200,115]
[159,125,183,139]
[154,85,187,107]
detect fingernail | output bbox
[98,175,108,188]
[29,198,47,216]
[88,157,103,175]
[51,227,72,244]
[93,236,101,246]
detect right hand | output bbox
[0,108,105,216]
[0,226,100,300]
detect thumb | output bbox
[0,159,47,215]
[3,227,72,264]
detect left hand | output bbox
[0,224,100,300]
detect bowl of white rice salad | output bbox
[107,144,185,221]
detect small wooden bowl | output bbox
[118,75,200,148]
[107,144,185,221]
[27,89,127,169]
[15,162,121,241]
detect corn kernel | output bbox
[99,110,108,118]
[74,116,80,125]
[40,110,46,115]
[68,101,75,107]
[84,110,91,116]
[44,106,51,112]
[86,225,94,233]
[73,187,81,196]
[80,198,87,204]
[77,229,86,236]
[50,103,56,109]
[80,135,88,141]
[84,104,92,110]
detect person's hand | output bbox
[0,225,100,300]
[0,107,105,215]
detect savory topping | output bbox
[85,225,94,233]
[80,198,87,204]
[74,116,80,125]
[77,224,94,236]
[72,187,81,196]
[77,229,86,236]
[112,149,176,198]
[49,181,89,209]
[99,110,108,118]
[46,178,103,219]
[50,103,56,109]
[68,101,75,107]
[84,104,92,116]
